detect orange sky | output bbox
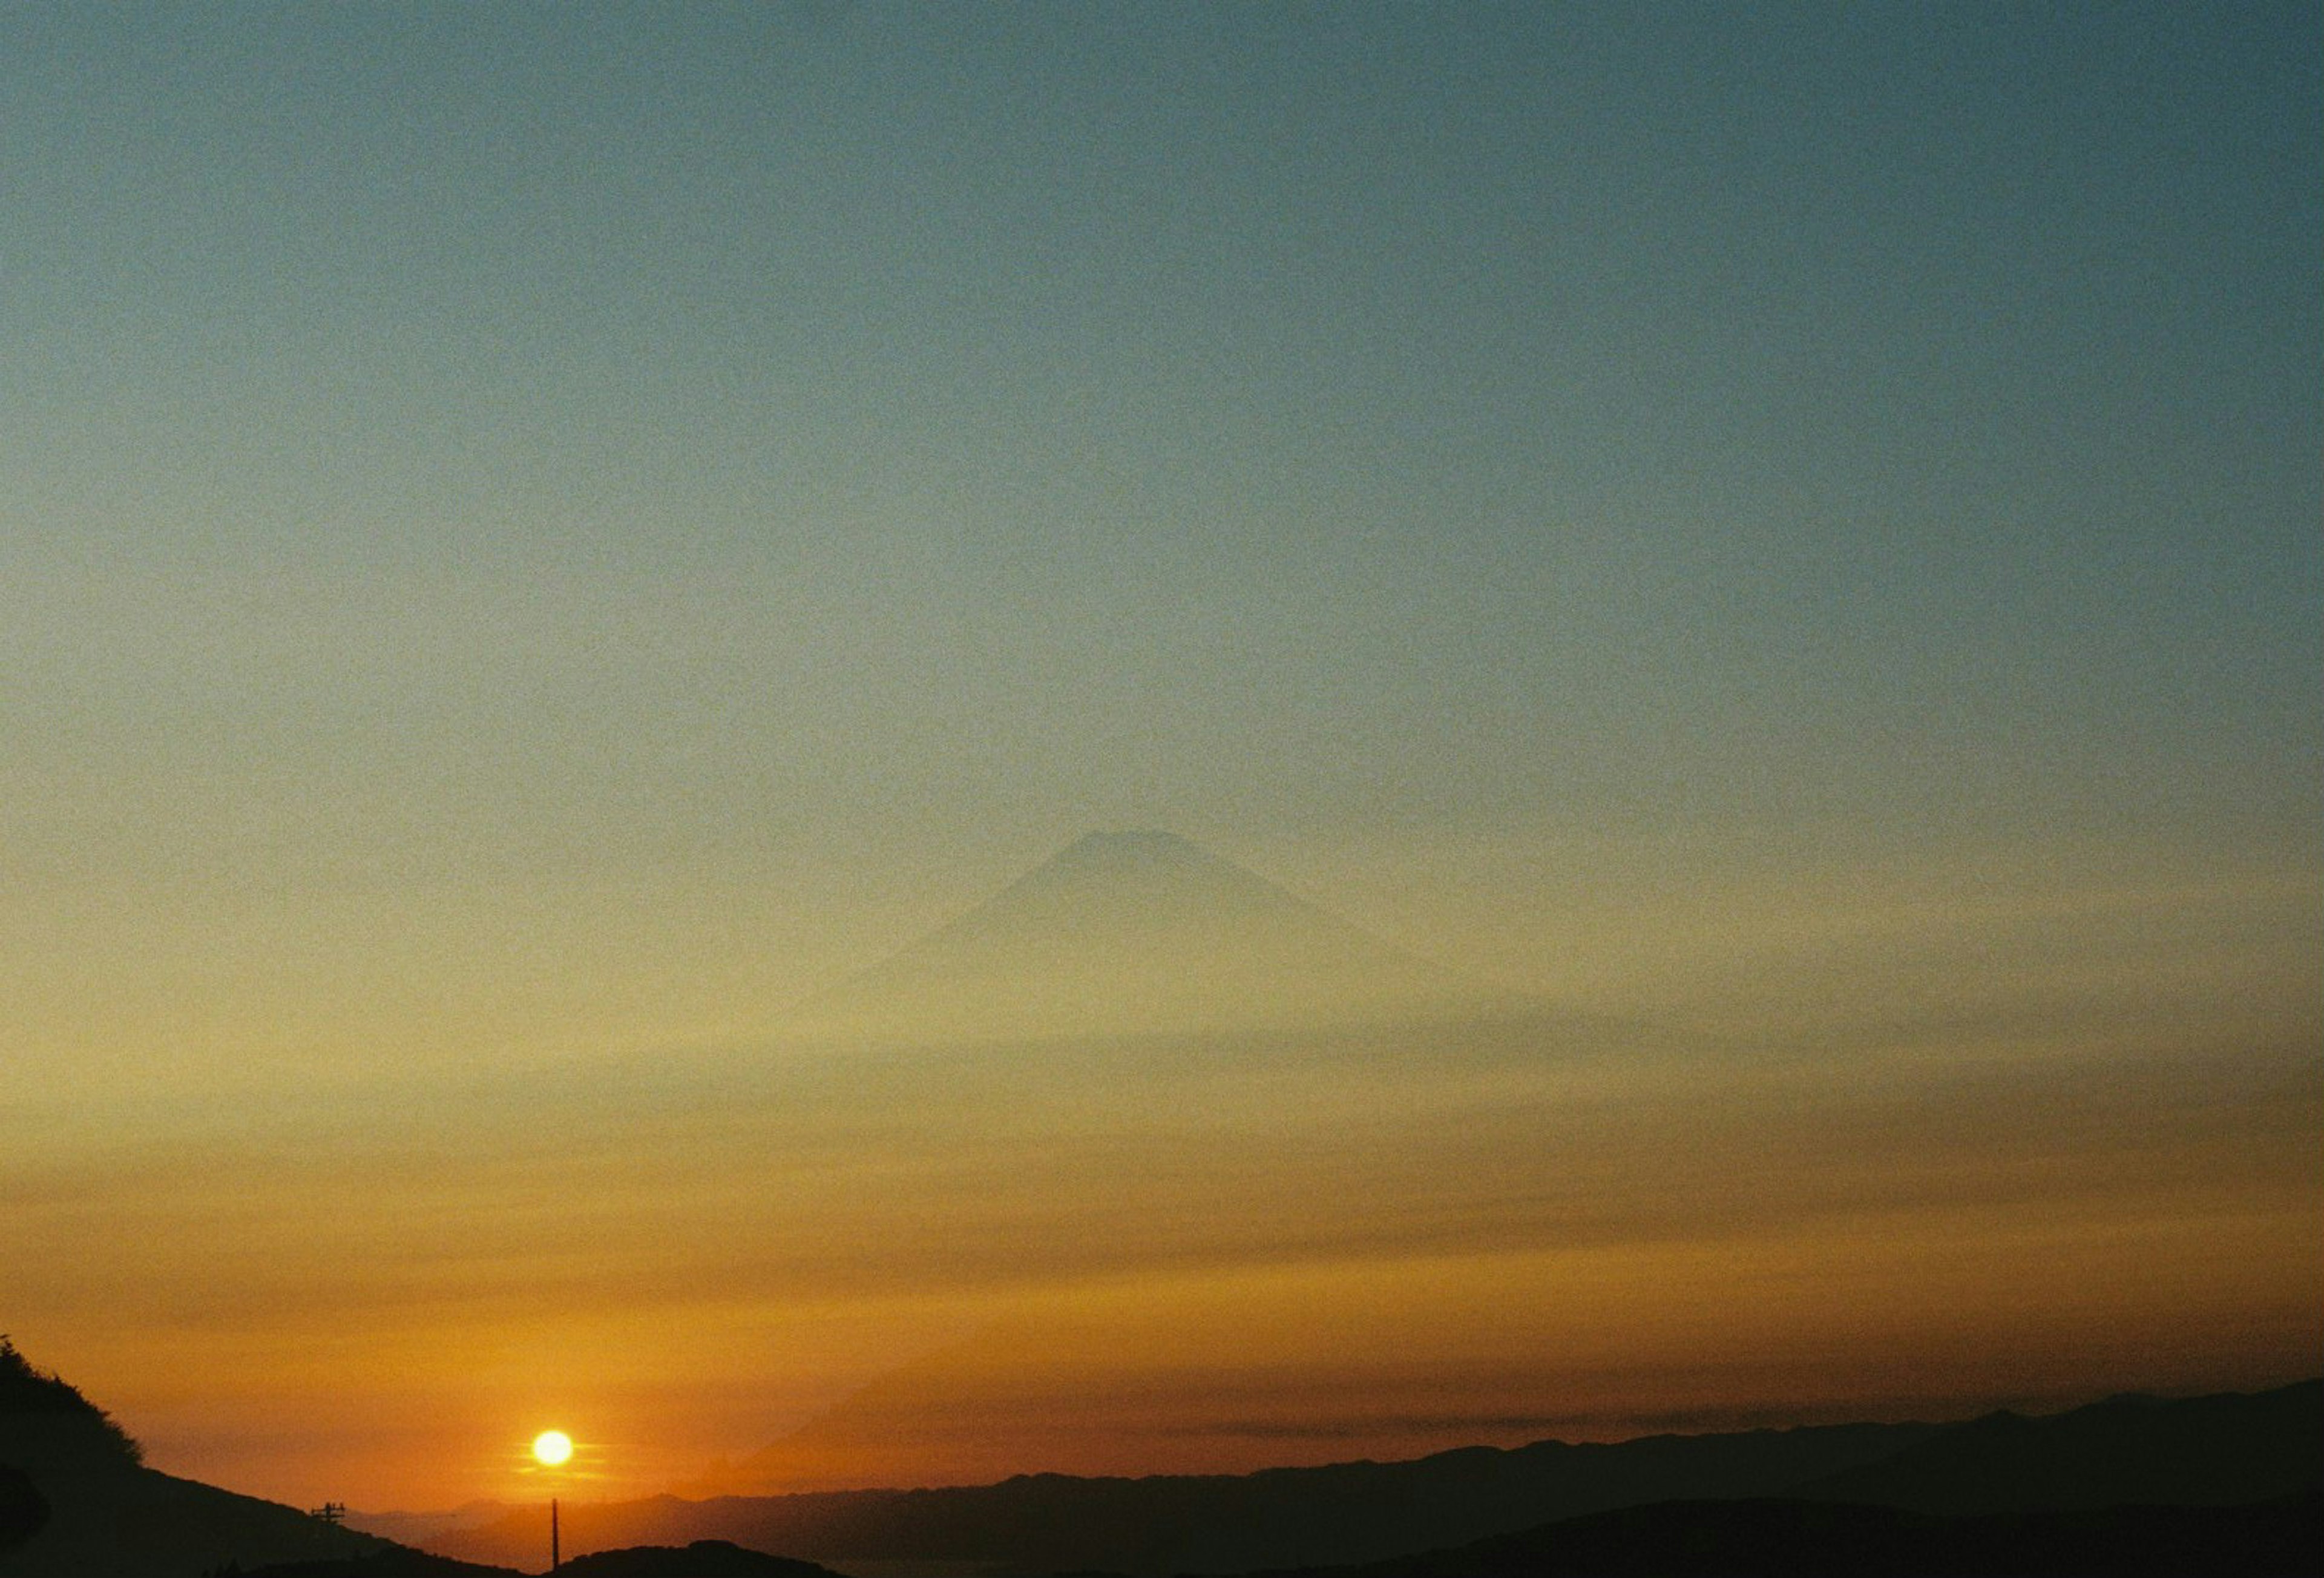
[8,879,2317,1510]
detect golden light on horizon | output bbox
[531,1430,574,1468]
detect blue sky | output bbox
[7,5,2314,883]
[5,0,2316,1054]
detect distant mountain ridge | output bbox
[1271,1491,2322,1578]
[786,830,1515,1046]
[418,1380,2324,1574]
[1791,1383,2324,1513]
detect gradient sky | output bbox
[3,1,2318,1513]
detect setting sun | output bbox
[531,1430,573,1468]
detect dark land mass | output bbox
[2,1338,389,1577]
[217,1539,849,1578]
[1790,1381,2322,1512]
[427,1381,2322,1574]
[0,1459,48,1550]
[204,1550,514,1578]
[556,1545,849,1578]
[1241,1490,2324,1578]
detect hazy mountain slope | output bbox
[342,1501,515,1552]
[1788,1380,2324,1513]
[0,1340,389,1577]
[786,830,1518,1045]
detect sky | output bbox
[2,1,2317,1514]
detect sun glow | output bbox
[531,1429,574,1467]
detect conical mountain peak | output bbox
[975,829,1327,933]
[1033,827,1267,883]
[1049,827,1209,866]
[790,832,1490,1047]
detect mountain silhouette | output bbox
[1788,1381,2324,1513]
[416,1418,1922,1571]
[0,1338,389,1576]
[421,1381,2322,1575]
[1261,1491,2323,1578]
[786,830,1512,1046]
[649,830,1641,1502]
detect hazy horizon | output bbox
[3,1,2316,1516]
[10,826,2314,1510]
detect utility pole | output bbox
[531,1430,575,1571]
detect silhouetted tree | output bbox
[0,1335,144,1464]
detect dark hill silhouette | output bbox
[0,1332,142,1468]
[558,1543,851,1577]
[1,1338,390,1577]
[424,1381,2322,1575]
[225,1539,849,1578]
[1,1460,48,1550]
[785,830,1520,1045]
[1259,1491,2324,1578]
[206,1550,516,1577]
[1790,1379,2324,1513]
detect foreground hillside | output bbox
[2,1342,861,1578]
[0,1339,387,1577]
[421,1380,2322,1573]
